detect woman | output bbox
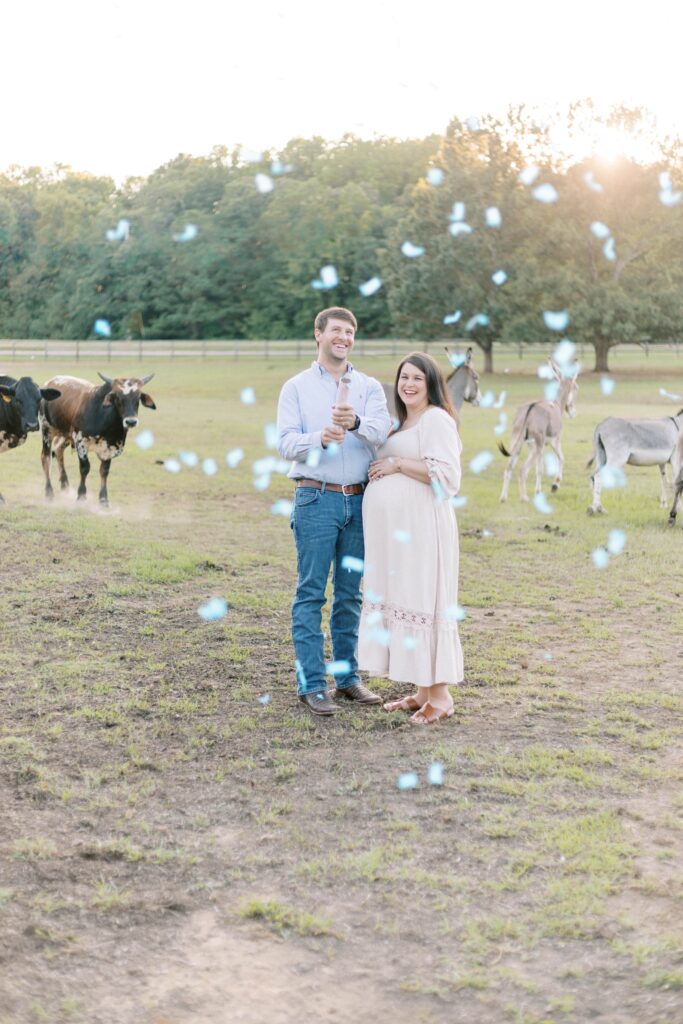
[358,352,464,724]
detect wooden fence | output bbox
[0,337,680,363]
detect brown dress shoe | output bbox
[299,691,338,716]
[334,682,382,704]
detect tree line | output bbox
[1,105,681,371]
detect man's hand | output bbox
[322,425,346,447]
[331,403,358,430]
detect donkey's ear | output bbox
[465,347,473,364]
[548,357,561,380]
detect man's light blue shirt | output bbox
[277,361,392,484]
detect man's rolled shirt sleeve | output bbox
[356,377,392,449]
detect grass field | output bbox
[1,347,682,1024]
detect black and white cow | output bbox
[0,375,61,503]
[39,372,156,506]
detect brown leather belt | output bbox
[295,479,365,495]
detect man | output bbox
[277,307,392,715]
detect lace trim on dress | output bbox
[362,600,460,631]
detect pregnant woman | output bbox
[358,351,464,724]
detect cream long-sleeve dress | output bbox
[358,406,464,687]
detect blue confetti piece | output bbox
[444,604,467,621]
[600,466,626,489]
[264,423,279,449]
[197,597,228,621]
[164,458,181,474]
[603,237,616,261]
[179,450,199,467]
[368,627,391,647]
[403,636,417,651]
[553,339,576,365]
[105,218,130,241]
[270,160,293,175]
[583,171,603,193]
[600,377,615,396]
[426,168,444,186]
[401,241,424,258]
[533,492,553,514]
[544,452,560,477]
[450,201,466,222]
[449,222,473,237]
[544,381,560,401]
[173,224,198,242]
[341,555,364,573]
[397,772,419,791]
[240,147,263,164]
[465,313,489,331]
[306,449,322,468]
[543,651,553,661]
[320,265,338,288]
[443,311,462,327]
[135,429,154,450]
[494,391,506,408]
[226,448,244,468]
[591,548,610,570]
[271,499,293,517]
[491,270,507,286]
[202,458,218,476]
[469,451,493,474]
[427,762,444,786]
[659,171,672,190]
[465,116,480,131]
[481,528,493,538]
[519,165,539,186]
[479,390,495,408]
[258,694,271,705]
[240,387,256,405]
[325,442,340,456]
[493,413,508,436]
[660,188,682,207]
[254,173,274,194]
[94,319,111,337]
[274,460,291,474]
[393,529,411,544]
[326,660,351,676]
[253,474,270,491]
[607,529,627,556]
[366,610,383,627]
[591,221,611,240]
[431,479,445,503]
[295,659,307,689]
[659,387,682,401]
[449,495,468,508]
[538,364,555,380]
[365,589,383,603]
[253,454,276,475]
[543,310,569,332]
[532,183,558,204]
[485,207,502,228]
[359,276,382,297]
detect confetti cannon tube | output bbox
[335,374,351,408]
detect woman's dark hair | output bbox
[393,351,457,428]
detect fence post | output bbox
[44,339,48,359]
[76,340,80,362]
[107,339,112,363]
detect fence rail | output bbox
[0,337,680,362]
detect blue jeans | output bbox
[290,486,364,695]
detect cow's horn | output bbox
[140,373,155,385]
[98,371,113,384]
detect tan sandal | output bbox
[409,701,454,725]
[383,696,422,713]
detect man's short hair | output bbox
[314,307,357,335]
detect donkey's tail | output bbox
[586,431,605,471]
[498,442,511,458]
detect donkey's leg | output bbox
[519,441,537,502]
[588,464,607,515]
[500,443,523,502]
[658,464,669,507]
[549,436,564,493]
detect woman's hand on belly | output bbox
[368,457,402,482]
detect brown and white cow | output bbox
[0,375,61,504]
[39,372,156,506]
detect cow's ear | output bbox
[40,388,61,402]
[102,391,114,406]
[0,384,16,401]
[141,392,156,410]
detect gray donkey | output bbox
[499,360,579,502]
[382,347,481,419]
[587,409,683,515]
[667,431,683,526]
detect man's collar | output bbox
[312,361,355,376]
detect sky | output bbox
[2,0,681,182]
